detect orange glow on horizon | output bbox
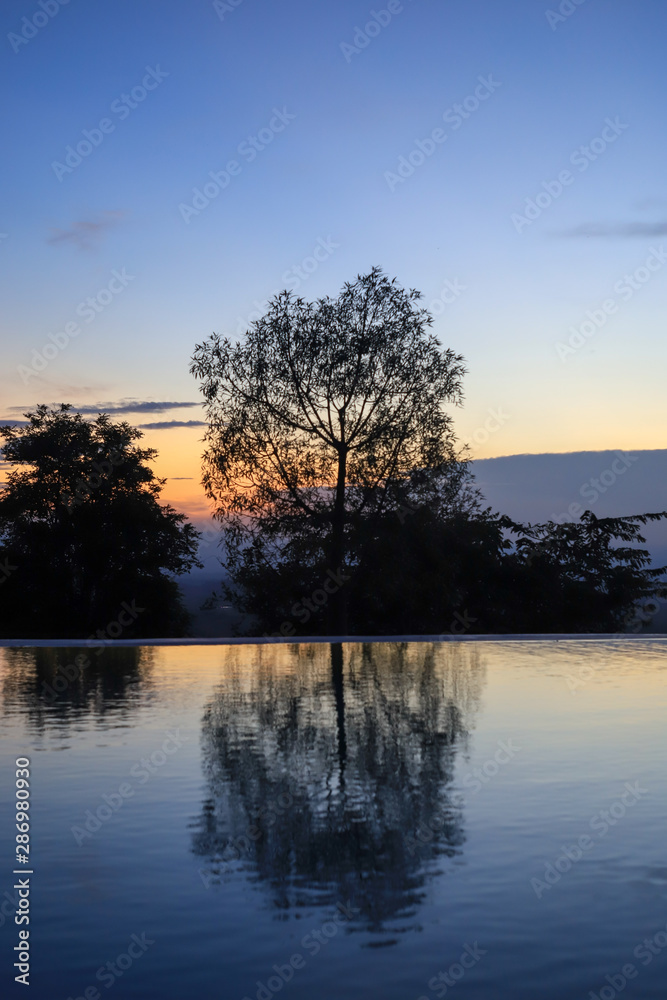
[149,422,667,523]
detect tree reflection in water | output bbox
[192,641,485,939]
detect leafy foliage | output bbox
[344,508,667,635]
[504,511,667,633]
[0,404,202,638]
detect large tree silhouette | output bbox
[0,404,201,638]
[191,267,471,633]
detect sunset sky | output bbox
[2,0,666,520]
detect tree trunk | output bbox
[329,440,348,635]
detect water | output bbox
[1,640,666,1000]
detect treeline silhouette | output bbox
[239,503,667,636]
[1,406,664,639]
[2,265,666,639]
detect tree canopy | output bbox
[0,404,201,638]
[191,266,472,632]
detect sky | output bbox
[1,0,666,521]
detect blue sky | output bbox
[1,0,666,512]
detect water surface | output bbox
[1,640,666,999]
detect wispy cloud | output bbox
[139,420,206,429]
[558,220,667,239]
[47,211,125,250]
[77,400,200,415]
[7,400,201,416]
